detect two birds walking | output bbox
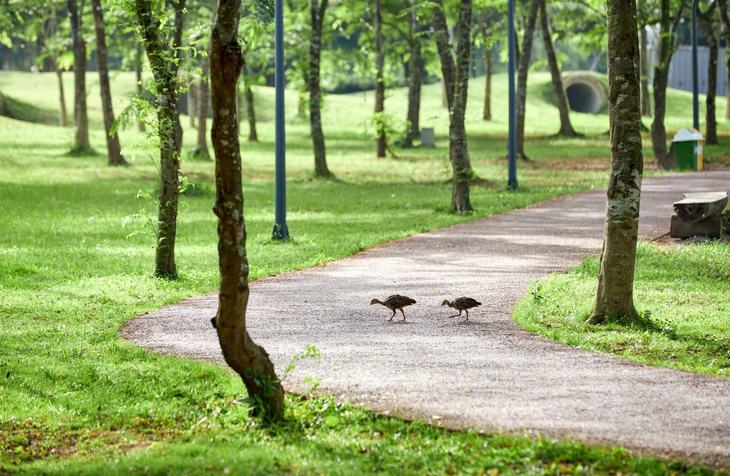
[370,294,482,322]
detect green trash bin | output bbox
[671,128,704,171]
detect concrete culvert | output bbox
[562,73,607,114]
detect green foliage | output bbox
[515,242,730,378]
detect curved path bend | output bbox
[124,172,730,467]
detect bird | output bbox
[441,297,482,322]
[370,294,417,321]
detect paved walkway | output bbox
[123,171,730,467]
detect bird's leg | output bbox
[447,310,462,319]
[464,310,470,322]
[400,308,406,321]
[387,309,396,322]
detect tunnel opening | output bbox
[566,83,601,113]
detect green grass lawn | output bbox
[515,241,730,378]
[1,70,729,474]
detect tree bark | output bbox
[516,0,540,161]
[56,68,68,128]
[404,0,422,147]
[135,43,146,132]
[68,0,91,152]
[309,0,332,176]
[135,0,186,279]
[698,7,718,145]
[539,0,577,137]
[431,0,456,110]
[210,0,284,420]
[374,0,386,159]
[651,0,683,164]
[449,0,474,214]
[715,0,730,120]
[195,60,210,158]
[92,0,127,166]
[483,43,492,121]
[640,25,651,117]
[587,0,644,325]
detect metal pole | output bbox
[691,0,699,131]
[273,0,289,240]
[507,0,518,190]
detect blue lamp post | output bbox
[691,0,700,131]
[507,0,518,190]
[272,0,289,240]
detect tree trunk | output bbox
[404,0,422,148]
[135,43,146,132]
[68,0,91,152]
[483,43,492,121]
[245,82,258,141]
[516,0,540,161]
[210,0,284,420]
[135,0,186,279]
[651,0,682,164]
[715,0,730,120]
[195,61,210,158]
[539,0,577,137]
[431,0,456,110]
[640,25,651,117]
[448,0,474,214]
[188,82,196,128]
[92,0,127,166]
[374,0,386,159]
[56,68,68,128]
[309,0,331,176]
[698,9,718,145]
[587,0,644,325]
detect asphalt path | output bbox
[123,171,730,467]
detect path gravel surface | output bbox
[123,171,730,467]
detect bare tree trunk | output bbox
[310,0,332,176]
[56,68,68,128]
[194,61,210,158]
[245,82,258,141]
[698,7,718,145]
[135,43,146,132]
[374,0,386,159]
[431,0,455,110]
[136,0,186,279]
[587,0,644,325]
[640,25,651,117]
[716,0,730,120]
[516,0,540,161]
[68,0,91,152]
[539,0,577,137]
[651,0,683,164]
[404,0,422,147]
[92,0,127,166]
[449,0,474,214]
[483,43,492,120]
[210,0,284,420]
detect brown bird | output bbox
[441,297,482,322]
[370,294,417,321]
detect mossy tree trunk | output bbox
[67,0,91,153]
[403,0,422,148]
[135,0,186,279]
[448,0,474,214]
[539,0,577,137]
[92,0,127,166]
[210,0,284,420]
[698,5,718,145]
[651,0,683,164]
[374,0,386,159]
[516,0,540,161]
[587,0,644,325]
[309,0,332,176]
